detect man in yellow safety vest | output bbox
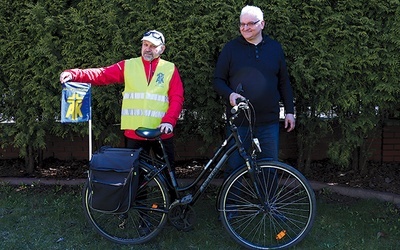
[60,30,184,172]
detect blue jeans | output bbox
[225,123,279,178]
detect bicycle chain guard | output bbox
[168,202,196,231]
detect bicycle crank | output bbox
[168,202,196,231]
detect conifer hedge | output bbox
[0,0,399,173]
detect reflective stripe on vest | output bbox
[121,58,174,130]
[123,92,169,103]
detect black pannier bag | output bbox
[88,146,142,214]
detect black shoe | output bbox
[226,211,237,221]
[218,211,237,221]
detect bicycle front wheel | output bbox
[82,163,170,245]
[219,161,316,249]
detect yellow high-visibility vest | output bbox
[121,58,174,130]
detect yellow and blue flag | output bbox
[61,82,91,123]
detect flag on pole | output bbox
[61,81,93,160]
[61,82,91,123]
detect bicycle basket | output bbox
[88,146,142,214]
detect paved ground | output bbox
[1,177,399,206]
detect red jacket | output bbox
[65,57,184,140]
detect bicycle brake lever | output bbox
[253,138,262,153]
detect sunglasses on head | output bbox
[143,31,164,44]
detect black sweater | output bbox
[213,34,294,125]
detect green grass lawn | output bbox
[0,183,399,249]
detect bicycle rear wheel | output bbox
[82,163,170,244]
[219,161,316,249]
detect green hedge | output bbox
[0,0,399,173]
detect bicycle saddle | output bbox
[135,127,162,139]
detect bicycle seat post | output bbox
[156,138,171,170]
[157,137,179,196]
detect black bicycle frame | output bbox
[140,123,262,209]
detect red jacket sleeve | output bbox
[65,61,125,85]
[161,66,184,127]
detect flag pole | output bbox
[89,106,92,161]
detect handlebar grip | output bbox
[231,106,239,114]
[235,97,246,105]
[231,98,249,114]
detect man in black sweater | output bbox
[213,5,295,177]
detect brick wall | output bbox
[43,134,91,160]
[1,120,399,162]
[381,120,400,162]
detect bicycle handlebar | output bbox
[230,98,249,114]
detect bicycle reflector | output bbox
[276,230,287,240]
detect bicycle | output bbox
[82,99,316,249]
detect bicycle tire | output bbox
[82,162,170,244]
[218,161,316,249]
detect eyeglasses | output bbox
[143,31,164,44]
[239,20,260,28]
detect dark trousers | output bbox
[125,137,175,170]
[126,137,177,200]
[225,123,279,179]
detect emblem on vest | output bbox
[156,73,165,87]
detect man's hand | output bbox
[60,72,72,84]
[158,123,173,134]
[285,114,295,132]
[229,92,245,106]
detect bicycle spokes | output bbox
[219,162,316,249]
